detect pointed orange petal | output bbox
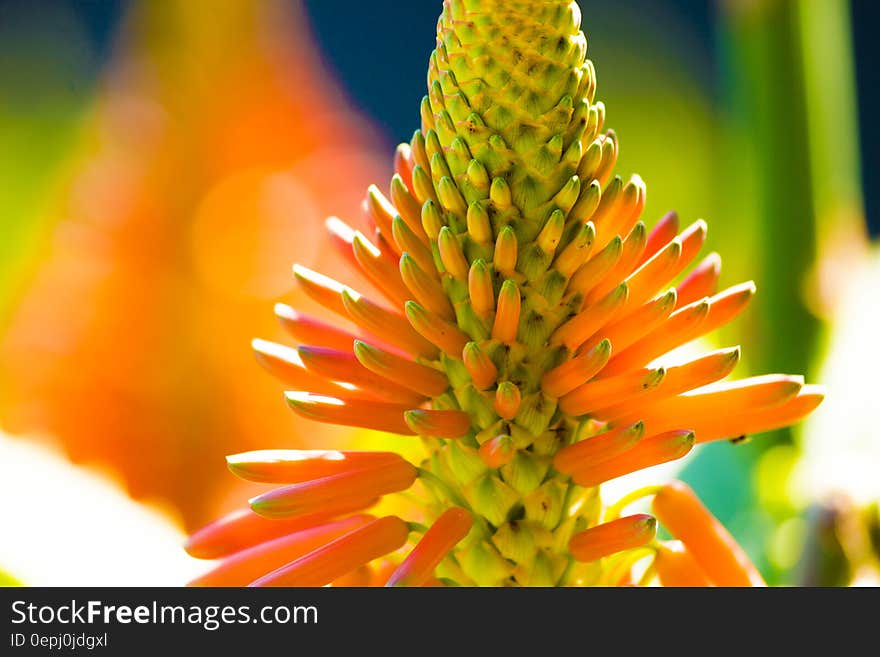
[325,216,360,271]
[580,288,677,355]
[226,449,405,483]
[293,264,349,317]
[638,210,679,267]
[285,392,415,435]
[553,421,645,474]
[400,253,455,320]
[352,231,412,307]
[386,508,472,586]
[365,185,399,251]
[478,434,515,468]
[184,500,378,560]
[390,174,428,243]
[652,481,765,586]
[250,460,418,518]
[250,516,411,587]
[404,409,471,439]
[595,347,741,422]
[665,220,707,281]
[468,259,495,318]
[405,301,470,357]
[395,216,437,274]
[542,339,612,398]
[492,280,521,344]
[688,385,824,443]
[569,514,657,562]
[298,345,426,405]
[462,341,498,390]
[189,515,374,587]
[342,289,438,359]
[552,282,628,351]
[251,339,353,396]
[353,340,449,398]
[598,296,711,377]
[494,381,522,420]
[676,253,721,307]
[585,222,647,305]
[560,367,666,417]
[621,238,681,312]
[623,375,803,432]
[394,144,414,192]
[568,235,622,296]
[274,304,360,352]
[569,430,695,487]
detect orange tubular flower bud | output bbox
[250,516,411,587]
[553,421,645,475]
[494,381,522,420]
[569,430,695,488]
[342,290,438,359]
[285,392,415,435]
[462,341,498,390]
[226,449,405,484]
[621,238,681,311]
[581,288,677,355]
[405,300,470,357]
[652,481,766,587]
[559,367,665,417]
[293,264,349,317]
[638,210,679,267]
[190,515,375,587]
[394,144,414,192]
[390,174,428,243]
[552,282,628,351]
[404,409,471,439]
[353,340,450,398]
[620,374,804,433]
[386,508,473,587]
[595,347,740,422]
[400,253,455,320]
[249,460,418,518]
[569,514,657,562]
[542,339,612,399]
[492,280,522,344]
[653,540,712,587]
[184,501,378,560]
[251,339,353,397]
[298,345,426,405]
[585,222,646,304]
[686,385,825,444]
[479,435,515,468]
[675,253,721,307]
[274,304,361,352]
[352,231,412,307]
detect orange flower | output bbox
[188,0,822,586]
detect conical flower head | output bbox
[187,0,823,587]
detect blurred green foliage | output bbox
[0,2,100,319]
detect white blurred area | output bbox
[0,432,210,586]
[794,249,880,507]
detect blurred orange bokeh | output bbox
[0,0,389,530]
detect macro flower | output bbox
[187,0,823,586]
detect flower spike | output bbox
[189,0,821,588]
